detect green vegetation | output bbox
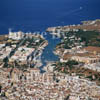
[54,60,100,86]
[57,29,100,49]
[1,92,6,97]
[75,29,100,46]
[0,85,2,93]
[54,60,79,71]
[64,95,70,100]
[22,37,45,48]
[3,57,9,68]
[57,31,79,49]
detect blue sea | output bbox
[0,0,100,34]
[0,0,100,64]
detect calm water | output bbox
[0,0,100,34]
[40,33,61,68]
[0,0,100,65]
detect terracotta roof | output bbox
[75,53,97,57]
[63,52,98,60]
[84,46,100,53]
[63,54,73,60]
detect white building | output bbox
[9,29,24,40]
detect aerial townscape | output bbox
[1,19,100,100]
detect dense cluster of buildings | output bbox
[48,20,100,100]
[52,23,100,74]
[0,66,100,100]
[0,46,12,62]
[60,46,100,65]
[0,30,48,68]
[0,20,100,100]
[9,47,35,64]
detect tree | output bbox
[0,85,2,93]
[64,95,70,100]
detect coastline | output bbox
[46,19,100,34]
[1,19,100,99]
